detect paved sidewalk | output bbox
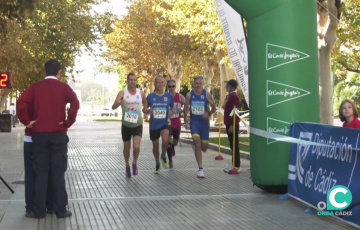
[0,119,355,230]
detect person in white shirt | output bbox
[9,103,16,128]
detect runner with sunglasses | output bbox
[167,80,185,168]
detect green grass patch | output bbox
[208,137,250,153]
[92,117,122,121]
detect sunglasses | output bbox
[168,85,175,88]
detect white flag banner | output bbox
[214,0,249,107]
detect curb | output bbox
[179,138,250,160]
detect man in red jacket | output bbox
[23,105,54,215]
[17,59,79,219]
[223,79,241,173]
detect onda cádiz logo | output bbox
[317,185,353,216]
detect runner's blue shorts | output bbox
[190,120,210,143]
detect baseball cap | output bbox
[225,79,238,88]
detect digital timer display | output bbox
[0,72,11,89]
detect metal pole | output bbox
[0,175,15,194]
[233,106,236,169]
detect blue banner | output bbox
[288,122,360,227]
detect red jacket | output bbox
[224,92,241,125]
[17,77,79,133]
[343,118,360,129]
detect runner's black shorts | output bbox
[121,124,143,141]
[170,126,181,140]
[150,125,171,141]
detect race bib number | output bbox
[154,107,166,119]
[171,108,179,118]
[191,102,205,115]
[171,103,180,118]
[124,110,139,123]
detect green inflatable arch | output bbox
[225,0,320,193]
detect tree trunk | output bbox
[144,85,150,96]
[216,49,227,108]
[200,59,215,92]
[173,77,181,90]
[149,74,155,93]
[318,0,339,125]
[167,55,184,92]
[319,47,334,125]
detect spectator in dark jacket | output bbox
[22,104,53,215]
[222,79,241,173]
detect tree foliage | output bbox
[155,0,225,57]
[81,81,104,103]
[0,0,39,34]
[103,0,195,94]
[0,0,115,95]
[103,0,238,106]
[315,0,360,124]
[332,0,360,75]
[103,0,360,113]
[331,0,360,114]
[334,72,360,112]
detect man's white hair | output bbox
[155,75,164,83]
[193,75,204,82]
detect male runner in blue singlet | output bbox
[184,76,216,178]
[146,76,174,174]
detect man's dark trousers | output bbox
[226,124,240,168]
[32,132,69,218]
[24,141,54,213]
[12,115,16,127]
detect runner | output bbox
[111,73,148,177]
[184,75,216,178]
[146,76,174,174]
[167,80,185,163]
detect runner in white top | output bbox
[112,73,148,177]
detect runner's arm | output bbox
[145,94,153,114]
[206,91,217,116]
[179,94,186,106]
[141,91,148,114]
[183,92,191,123]
[169,95,175,116]
[179,94,186,114]
[112,91,124,110]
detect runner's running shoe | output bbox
[126,166,131,177]
[197,170,205,178]
[132,164,138,175]
[154,165,160,174]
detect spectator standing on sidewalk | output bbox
[222,79,241,173]
[17,59,79,219]
[22,105,54,215]
[9,103,16,128]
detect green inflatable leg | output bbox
[225,0,319,193]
